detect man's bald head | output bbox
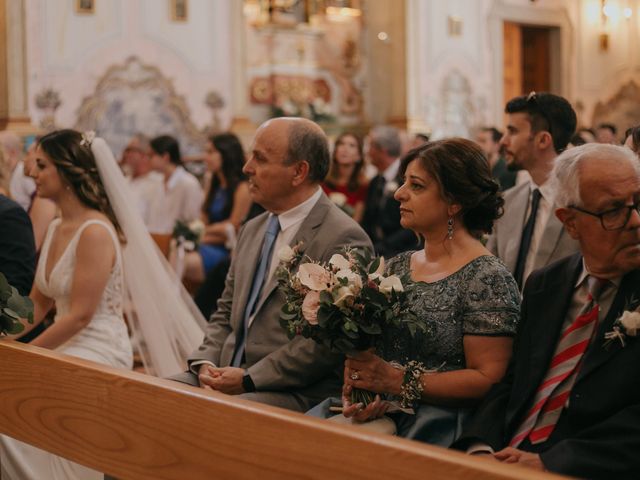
[261,117,330,183]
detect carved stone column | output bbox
[0,0,32,132]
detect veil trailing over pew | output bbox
[92,137,206,377]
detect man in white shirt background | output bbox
[146,134,203,234]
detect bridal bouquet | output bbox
[172,219,205,251]
[0,273,33,336]
[276,246,423,405]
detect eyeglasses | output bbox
[569,202,640,230]
[526,91,555,140]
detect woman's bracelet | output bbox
[391,360,430,408]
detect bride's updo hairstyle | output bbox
[400,137,504,238]
[38,129,125,241]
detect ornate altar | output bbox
[75,56,207,158]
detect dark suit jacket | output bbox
[0,194,36,296]
[454,253,640,479]
[188,193,373,411]
[361,174,419,258]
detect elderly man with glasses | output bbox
[453,144,640,479]
[487,92,580,289]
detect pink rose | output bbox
[301,290,321,325]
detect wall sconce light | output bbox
[447,15,463,37]
[600,0,610,51]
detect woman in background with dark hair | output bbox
[182,133,251,284]
[311,138,520,446]
[623,125,640,155]
[147,134,203,235]
[322,132,368,223]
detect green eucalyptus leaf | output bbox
[3,307,19,319]
[7,321,24,334]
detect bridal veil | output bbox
[91,137,206,377]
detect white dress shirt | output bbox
[257,187,323,326]
[146,166,204,234]
[127,171,163,227]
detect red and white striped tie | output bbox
[509,276,608,447]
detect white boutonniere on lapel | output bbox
[384,180,399,196]
[604,296,640,349]
[275,241,305,276]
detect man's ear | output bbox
[556,207,580,240]
[535,131,554,151]
[291,160,310,187]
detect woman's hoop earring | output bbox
[447,217,454,240]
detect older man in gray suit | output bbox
[487,92,580,289]
[183,117,372,412]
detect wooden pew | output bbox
[0,341,566,480]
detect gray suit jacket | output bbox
[188,193,373,411]
[487,182,579,282]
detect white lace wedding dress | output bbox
[0,218,133,480]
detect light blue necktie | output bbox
[231,214,281,367]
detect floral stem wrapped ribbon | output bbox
[276,246,425,407]
[172,219,205,252]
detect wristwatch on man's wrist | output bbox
[242,371,256,392]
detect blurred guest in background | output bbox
[322,132,368,223]
[623,125,640,155]
[121,133,162,226]
[146,134,203,235]
[475,126,516,191]
[0,131,35,211]
[595,123,618,144]
[182,133,251,284]
[361,125,420,257]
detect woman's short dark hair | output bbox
[400,138,504,236]
[150,135,181,165]
[38,129,124,240]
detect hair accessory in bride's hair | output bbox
[79,130,96,147]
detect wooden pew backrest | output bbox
[0,341,567,480]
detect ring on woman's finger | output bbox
[350,371,360,381]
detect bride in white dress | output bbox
[0,130,206,479]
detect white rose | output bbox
[329,192,348,207]
[619,311,640,336]
[333,286,356,307]
[188,219,205,237]
[296,263,335,291]
[336,268,363,291]
[278,245,296,263]
[379,275,404,295]
[329,253,351,271]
